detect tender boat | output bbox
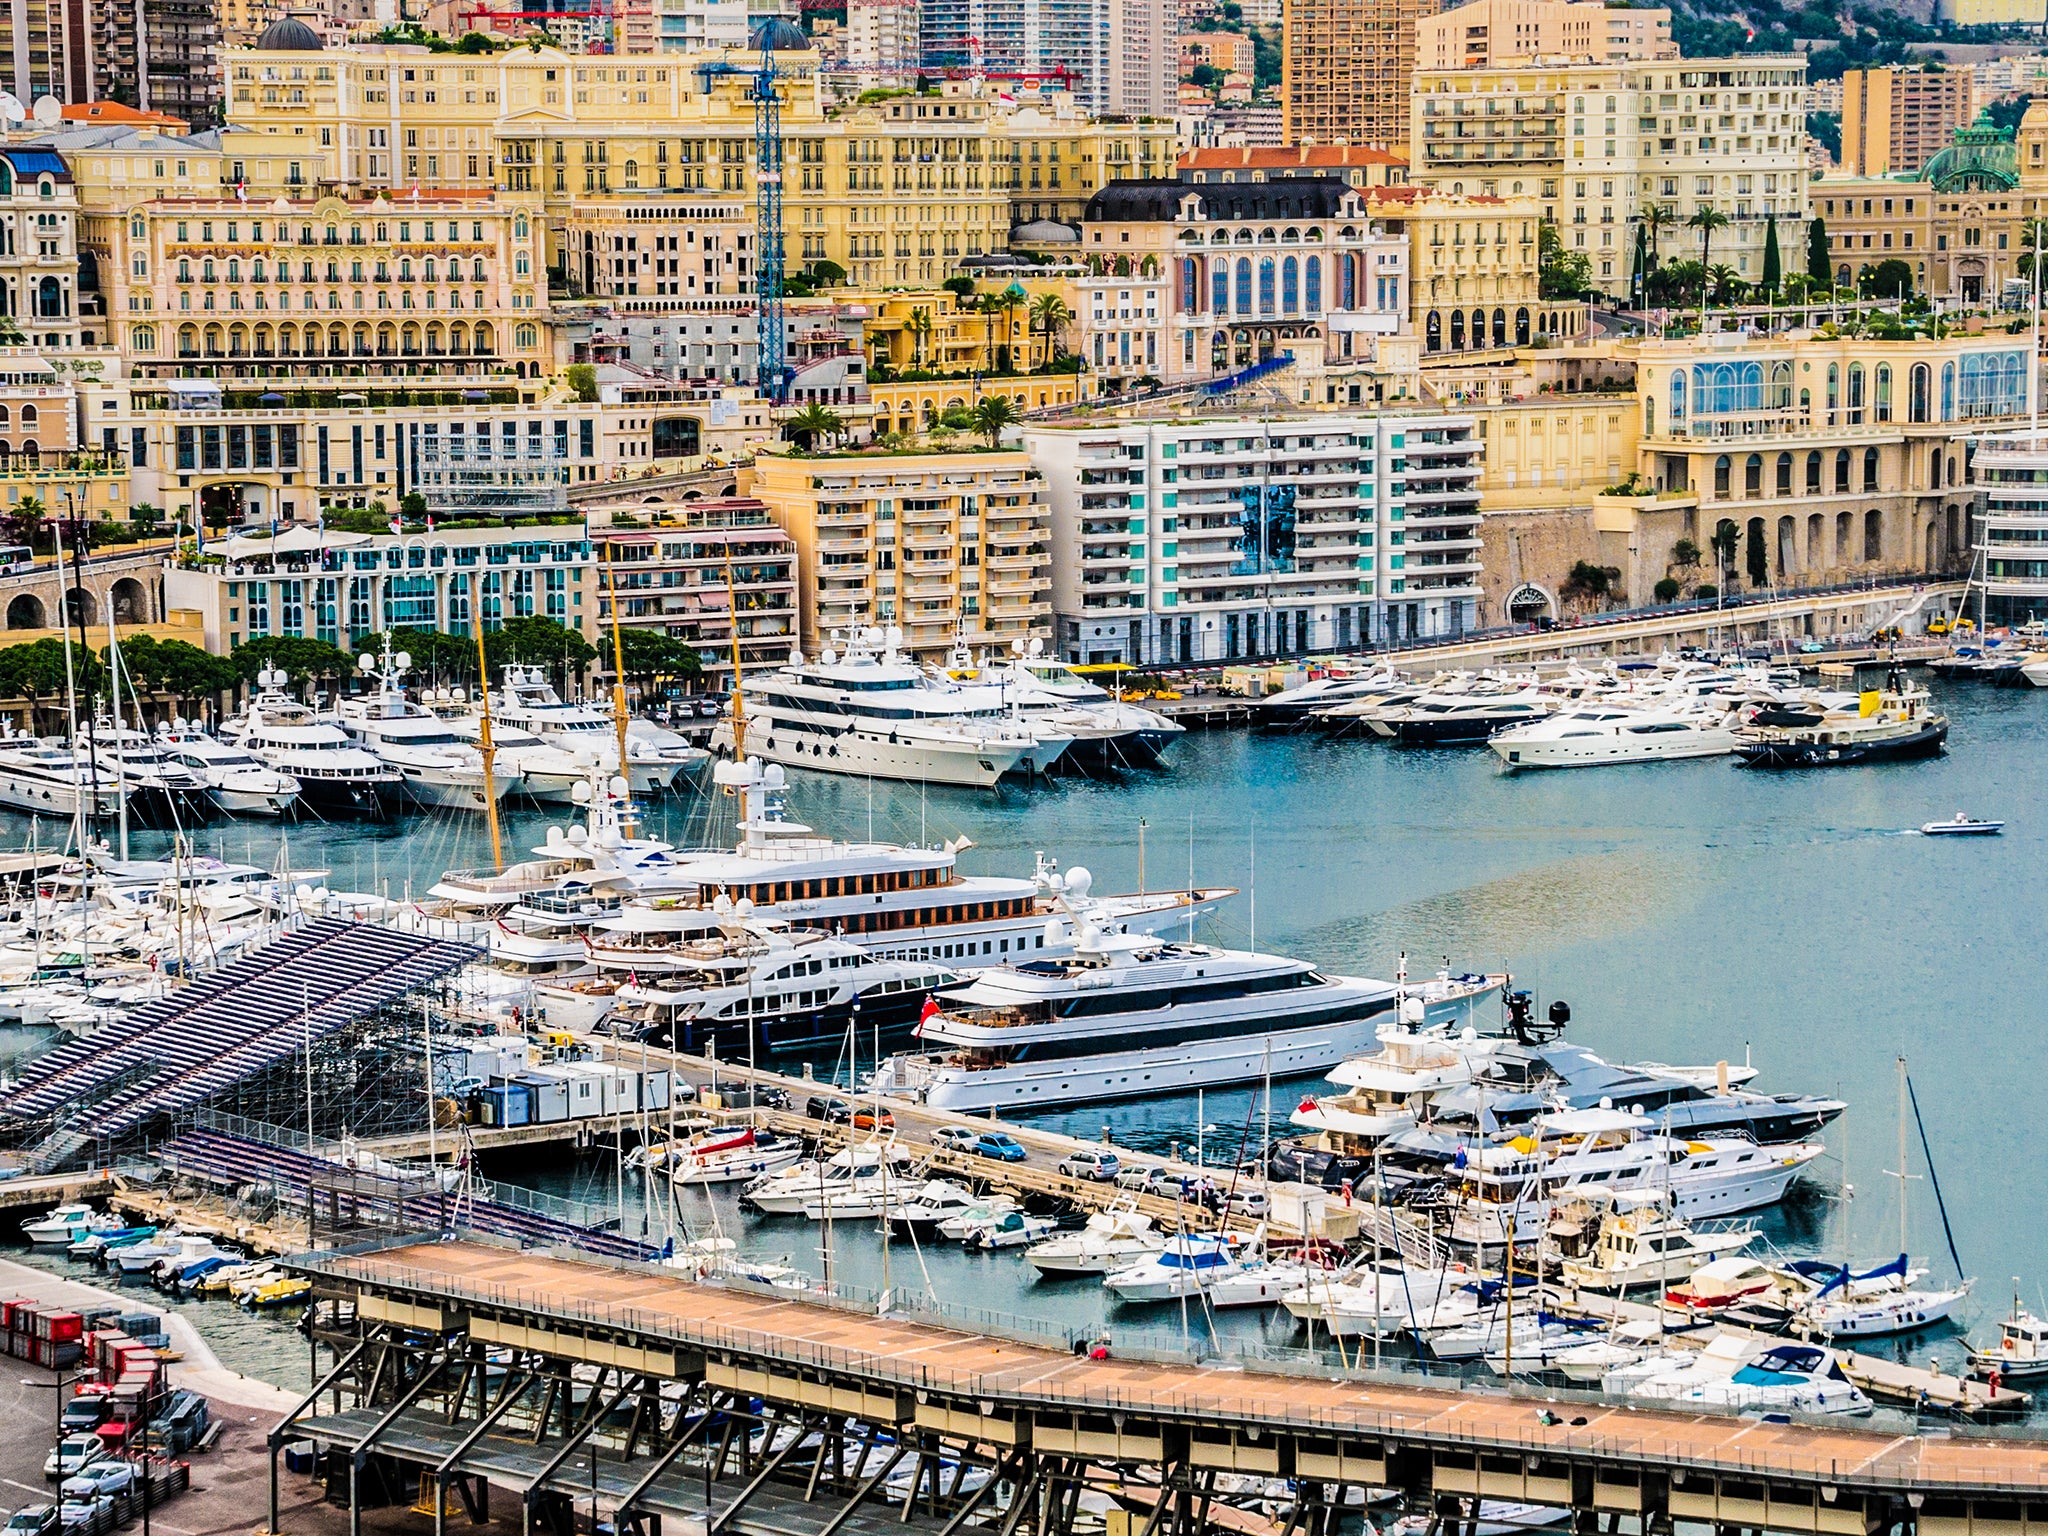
[1104,1233,1242,1302]
[1023,1206,1166,1277]
[1606,1336,1871,1416]
[1922,812,2003,837]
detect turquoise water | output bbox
[4,679,2043,1376]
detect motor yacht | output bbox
[221,667,402,819]
[710,628,1054,787]
[153,723,302,818]
[1289,984,1495,1149]
[1255,668,1405,728]
[1437,1107,1823,1250]
[741,1141,913,1215]
[438,711,587,803]
[966,1210,1059,1250]
[881,1178,980,1237]
[936,1194,1021,1244]
[968,640,1183,768]
[1489,701,1741,770]
[489,665,682,794]
[622,713,712,776]
[328,642,516,812]
[21,1203,112,1245]
[664,1126,805,1187]
[73,724,214,827]
[1280,1259,1475,1339]
[1104,1233,1243,1301]
[1968,1290,2048,1381]
[1554,1195,1756,1291]
[1023,1206,1166,1276]
[1736,664,1948,768]
[872,898,1498,1113]
[0,733,124,820]
[1363,687,1554,745]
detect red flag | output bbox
[915,995,941,1036]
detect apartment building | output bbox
[1079,178,1409,398]
[1840,67,1974,177]
[749,448,1053,661]
[1411,55,1808,301]
[220,39,1175,293]
[1414,0,1672,71]
[0,147,86,351]
[593,497,798,686]
[1028,412,1484,664]
[1179,144,1408,191]
[0,0,223,127]
[1282,0,1434,153]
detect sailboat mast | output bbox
[1897,1054,1909,1260]
[105,605,128,862]
[468,572,503,872]
[721,531,749,825]
[601,534,638,838]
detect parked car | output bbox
[5,1507,59,1536]
[969,1132,1028,1163]
[43,1439,102,1483]
[56,1498,109,1532]
[929,1125,980,1152]
[710,1085,789,1112]
[59,1395,110,1435]
[1056,1147,1120,1182]
[59,1466,134,1501]
[806,1098,894,1131]
[1223,1186,1270,1218]
[1115,1164,1169,1192]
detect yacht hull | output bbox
[884,991,1488,1113]
[719,720,1033,787]
[1493,731,1737,770]
[392,767,516,812]
[290,776,405,820]
[209,784,299,818]
[626,987,937,1062]
[1736,719,1948,768]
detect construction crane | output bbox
[699,20,808,404]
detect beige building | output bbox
[1840,67,1974,178]
[1282,0,1434,154]
[1412,55,1808,301]
[749,448,1052,661]
[1414,0,1673,71]
[0,147,88,351]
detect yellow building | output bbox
[1840,66,1974,178]
[1282,0,1431,153]
[219,38,1175,295]
[1414,0,1674,71]
[749,447,1052,660]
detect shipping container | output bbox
[553,1063,607,1119]
[1,1298,37,1330]
[640,1068,671,1112]
[45,1312,84,1342]
[478,1082,532,1128]
[514,1073,571,1124]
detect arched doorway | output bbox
[5,592,45,629]
[110,576,150,623]
[1506,583,1555,627]
[64,586,96,626]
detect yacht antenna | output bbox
[468,572,503,872]
[601,534,638,839]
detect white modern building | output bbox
[1971,429,2048,628]
[1028,412,1484,665]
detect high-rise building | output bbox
[1840,67,1974,178]
[1413,0,1672,70]
[846,0,918,76]
[1107,0,1175,120]
[917,0,1174,119]
[0,0,222,127]
[1282,0,1436,152]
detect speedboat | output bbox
[665,1127,805,1187]
[967,1210,1058,1250]
[936,1196,1020,1244]
[22,1203,109,1246]
[881,1179,979,1237]
[1922,812,2003,837]
[1490,702,1740,770]
[1023,1206,1165,1277]
[154,723,302,818]
[1607,1336,1871,1416]
[1104,1233,1241,1301]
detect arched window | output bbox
[1304,255,1322,313]
[1234,257,1252,316]
[1669,371,1687,421]
[1805,451,1821,495]
[1846,362,1865,419]
[515,322,538,350]
[1451,310,1466,349]
[1875,363,1892,422]
[1281,255,1299,314]
[1826,363,1840,418]
[1930,445,1944,488]
[1864,509,1883,562]
[1768,360,1792,408]
[1515,306,1531,344]
[1425,311,1441,352]
[1644,399,1655,436]
[1745,454,1762,498]
[131,324,155,353]
[1210,258,1228,315]
[1340,253,1356,310]
[1775,452,1792,495]
[1910,362,1930,423]
[1834,448,1851,493]
[1714,454,1731,498]
[1863,446,1880,491]
[515,214,529,240]
[1941,361,1955,420]
[1470,308,1486,349]
[1492,308,1507,347]
[1180,256,1199,314]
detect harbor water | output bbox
[5,677,2045,1378]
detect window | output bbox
[1910,362,1930,423]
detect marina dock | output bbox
[274,1236,2048,1536]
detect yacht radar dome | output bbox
[1065,866,1092,898]
[358,653,376,671]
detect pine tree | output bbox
[1761,215,1782,297]
[1806,216,1832,292]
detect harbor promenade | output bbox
[275,1238,2048,1536]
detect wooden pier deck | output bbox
[298,1240,2048,1500]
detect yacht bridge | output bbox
[276,1240,2048,1536]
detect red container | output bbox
[45,1312,83,1343]
[1,1299,36,1330]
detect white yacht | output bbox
[1290,988,1495,1148]
[329,643,516,812]
[1104,1233,1243,1302]
[0,730,127,820]
[742,1140,913,1216]
[1255,667,1406,728]
[968,639,1184,768]
[1280,1259,1475,1339]
[622,714,711,776]
[488,665,682,794]
[872,897,1498,1113]
[1441,1107,1825,1250]
[1023,1206,1165,1277]
[153,723,302,818]
[1605,1336,1871,1416]
[434,705,587,804]
[1555,1196,1756,1291]
[1490,701,1742,770]
[1779,1256,1973,1339]
[74,723,215,827]
[1364,686,1555,746]
[711,628,1055,787]
[221,667,402,819]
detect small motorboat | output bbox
[1968,1288,2048,1382]
[968,1210,1058,1250]
[22,1204,109,1246]
[1922,812,2003,837]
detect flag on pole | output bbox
[915,994,941,1037]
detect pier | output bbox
[274,1237,2048,1536]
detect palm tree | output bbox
[905,307,933,371]
[970,395,1019,448]
[1640,202,1672,266]
[1708,264,1742,306]
[785,403,844,452]
[1687,206,1730,322]
[975,293,1006,371]
[997,288,1025,373]
[1029,293,1072,368]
